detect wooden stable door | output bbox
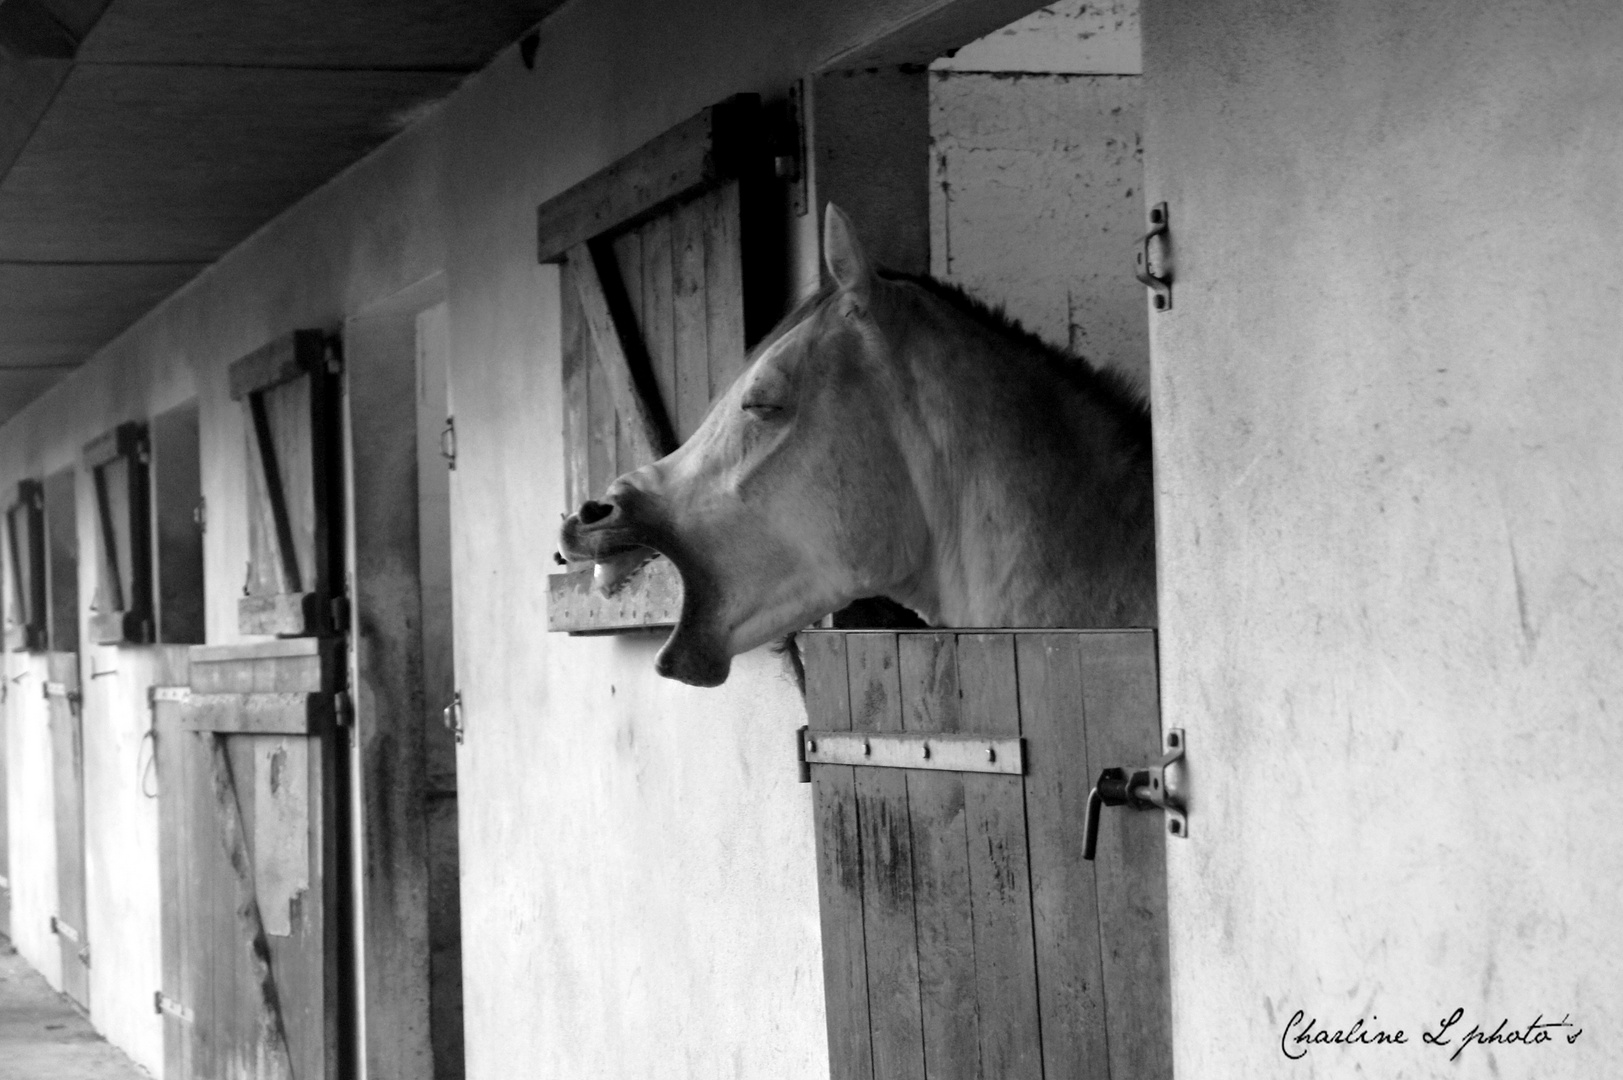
[801,630,1173,1080]
[155,639,345,1080]
[46,652,89,1009]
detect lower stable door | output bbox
[801,629,1173,1080]
[154,638,346,1080]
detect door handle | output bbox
[1083,728,1187,860]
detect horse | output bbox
[558,204,1156,686]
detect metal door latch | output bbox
[1083,728,1187,860]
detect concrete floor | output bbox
[0,942,151,1080]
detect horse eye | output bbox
[742,402,782,419]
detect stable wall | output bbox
[1144,1,1623,1076]
[0,1,1063,1077]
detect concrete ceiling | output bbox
[0,0,564,424]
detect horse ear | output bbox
[823,203,874,302]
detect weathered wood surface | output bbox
[182,692,331,735]
[237,332,339,637]
[41,467,78,652]
[159,640,341,1080]
[228,329,329,401]
[567,240,672,470]
[47,651,89,1008]
[546,558,681,633]
[803,632,874,1080]
[536,95,762,265]
[551,178,755,635]
[804,629,1170,1080]
[85,434,154,644]
[5,479,46,651]
[150,400,205,643]
[190,637,339,693]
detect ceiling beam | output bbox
[0,0,80,60]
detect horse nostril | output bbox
[578,500,616,525]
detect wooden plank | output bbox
[268,374,319,598]
[1078,632,1173,1080]
[536,95,762,265]
[249,389,304,594]
[560,260,592,511]
[187,723,222,1080]
[47,650,88,1008]
[641,212,678,444]
[228,329,327,401]
[182,692,330,735]
[958,634,1043,1080]
[1017,633,1109,1080]
[802,631,874,1080]
[191,637,328,664]
[6,479,46,649]
[608,228,643,480]
[207,734,296,1080]
[237,591,320,637]
[704,181,748,399]
[546,556,682,633]
[848,632,926,1080]
[41,467,77,652]
[568,240,673,470]
[80,419,143,469]
[670,191,712,441]
[897,633,978,1080]
[189,641,339,694]
[151,399,206,644]
[154,691,192,1080]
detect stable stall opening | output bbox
[797,5,1170,1080]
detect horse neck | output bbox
[884,301,1157,627]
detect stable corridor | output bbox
[0,944,149,1080]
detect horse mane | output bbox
[753,271,1152,456]
[879,270,1152,454]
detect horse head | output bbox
[560,204,1155,686]
[559,206,927,685]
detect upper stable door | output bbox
[542,93,792,633]
[231,329,346,637]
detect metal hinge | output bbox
[333,689,354,729]
[43,681,81,708]
[329,595,351,633]
[193,497,207,534]
[440,416,457,470]
[442,691,464,744]
[154,991,194,1023]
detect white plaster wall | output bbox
[81,646,176,1076]
[930,1,1148,390]
[0,0,1050,1075]
[1143,1,1623,1076]
[4,652,60,989]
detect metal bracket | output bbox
[333,689,354,729]
[800,728,1025,776]
[1083,728,1187,860]
[440,416,457,470]
[1135,202,1173,312]
[154,991,195,1023]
